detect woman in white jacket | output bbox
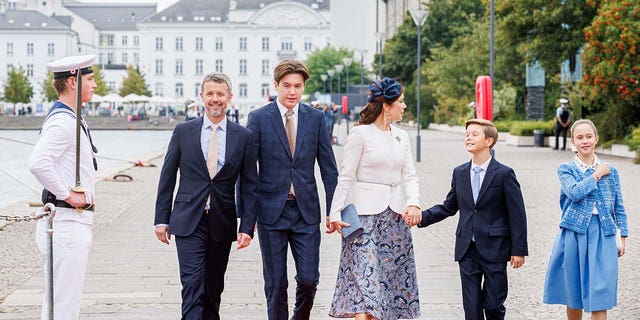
[328,77,422,320]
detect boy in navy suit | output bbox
[410,118,528,320]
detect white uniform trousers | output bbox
[36,218,93,320]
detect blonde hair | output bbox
[465,118,499,148]
[570,119,598,137]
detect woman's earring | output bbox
[384,110,390,126]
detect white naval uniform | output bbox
[29,104,96,320]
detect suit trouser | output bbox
[175,213,232,320]
[36,219,93,320]
[258,200,320,320]
[555,123,568,149]
[458,242,508,320]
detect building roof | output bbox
[142,0,328,24]
[63,3,157,31]
[0,10,71,30]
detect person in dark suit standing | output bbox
[154,72,258,320]
[226,104,239,123]
[409,118,528,320]
[247,60,339,320]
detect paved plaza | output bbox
[1,124,639,319]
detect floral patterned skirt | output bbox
[329,208,420,319]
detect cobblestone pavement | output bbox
[1,124,639,319]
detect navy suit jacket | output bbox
[154,117,258,241]
[246,101,338,225]
[419,158,528,262]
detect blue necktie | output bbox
[472,166,483,203]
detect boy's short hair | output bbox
[465,118,498,149]
[273,60,309,84]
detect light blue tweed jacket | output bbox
[557,160,628,237]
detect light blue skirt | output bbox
[543,215,618,312]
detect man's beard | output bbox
[207,105,225,118]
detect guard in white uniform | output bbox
[29,55,98,320]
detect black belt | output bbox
[54,200,95,212]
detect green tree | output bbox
[582,0,640,141]
[119,65,150,97]
[92,65,109,96]
[3,66,33,103]
[41,71,57,102]
[498,0,600,73]
[304,46,362,95]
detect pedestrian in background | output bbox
[413,118,528,320]
[29,54,99,320]
[154,72,258,320]
[543,119,628,320]
[554,98,572,150]
[247,60,338,320]
[328,77,422,320]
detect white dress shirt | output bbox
[276,100,299,128]
[470,156,492,190]
[200,115,227,173]
[329,123,420,222]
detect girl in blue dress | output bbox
[543,119,628,320]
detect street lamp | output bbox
[410,8,429,162]
[342,57,353,94]
[375,32,385,78]
[320,74,328,93]
[334,64,344,94]
[358,49,368,84]
[327,69,335,95]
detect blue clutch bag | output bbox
[340,204,364,240]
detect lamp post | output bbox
[410,8,429,162]
[375,32,384,78]
[334,64,344,94]
[327,69,335,95]
[320,74,328,93]
[342,57,353,94]
[358,49,367,84]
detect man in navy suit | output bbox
[154,73,258,320]
[247,60,338,320]
[411,119,528,320]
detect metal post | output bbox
[334,64,343,94]
[411,9,429,163]
[75,71,82,186]
[360,52,365,85]
[44,202,56,320]
[327,69,335,98]
[320,74,327,93]
[343,57,352,94]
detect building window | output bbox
[239,37,247,51]
[155,59,163,75]
[26,64,34,77]
[27,43,34,55]
[195,82,200,98]
[215,59,223,73]
[239,83,247,97]
[100,34,114,47]
[239,59,247,75]
[122,53,128,64]
[195,59,203,75]
[155,82,164,96]
[99,53,104,66]
[155,37,163,51]
[175,37,183,51]
[133,35,139,46]
[261,59,270,76]
[304,37,313,51]
[47,43,54,56]
[6,43,13,56]
[195,37,203,51]
[175,83,184,98]
[281,38,293,51]
[175,59,183,75]
[122,35,128,46]
[261,83,270,98]
[215,37,223,51]
[261,37,269,51]
[6,64,13,76]
[107,52,114,64]
[133,53,139,66]
[107,81,116,91]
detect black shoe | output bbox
[553,147,559,150]
[561,147,566,151]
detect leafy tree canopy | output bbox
[304,46,362,95]
[119,65,150,97]
[3,66,33,103]
[92,65,109,96]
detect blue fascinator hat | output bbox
[368,77,403,103]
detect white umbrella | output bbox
[102,93,123,103]
[91,94,104,102]
[151,95,176,105]
[123,93,151,102]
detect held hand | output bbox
[510,256,525,269]
[64,190,87,208]
[155,226,171,245]
[326,216,336,234]
[237,233,252,249]
[402,206,422,227]
[331,220,351,237]
[619,237,627,257]
[595,163,611,179]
